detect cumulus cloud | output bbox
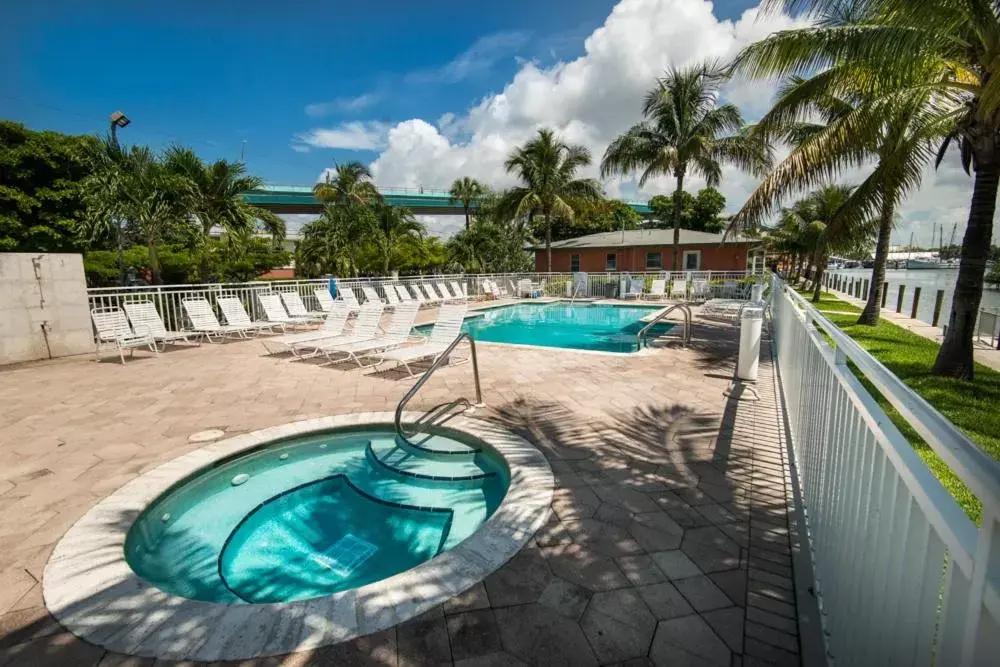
[406,31,531,85]
[294,121,389,151]
[304,93,381,116]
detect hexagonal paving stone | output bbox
[629,512,684,552]
[446,609,503,662]
[484,545,552,607]
[539,543,630,592]
[650,615,730,667]
[538,577,592,620]
[454,651,529,667]
[615,554,668,586]
[494,604,598,667]
[397,616,452,665]
[588,588,656,634]
[649,550,702,580]
[702,606,745,653]
[637,582,695,620]
[673,575,733,612]
[580,607,655,664]
[560,517,644,557]
[445,582,491,614]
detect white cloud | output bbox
[416,214,466,239]
[294,121,389,151]
[305,93,381,116]
[406,31,530,85]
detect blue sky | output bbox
[4,0,757,185]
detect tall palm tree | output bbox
[313,161,381,206]
[601,63,773,270]
[449,177,487,231]
[504,128,602,272]
[373,203,425,274]
[734,0,1000,379]
[164,147,285,282]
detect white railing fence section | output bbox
[770,276,1000,666]
[86,270,753,326]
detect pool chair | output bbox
[261,301,352,357]
[314,287,337,314]
[434,283,454,301]
[91,307,158,364]
[279,291,325,323]
[182,298,258,341]
[420,284,442,304]
[339,287,363,314]
[257,293,316,330]
[361,285,390,308]
[312,302,417,368]
[450,281,470,301]
[517,279,542,298]
[394,284,416,306]
[383,285,401,308]
[489,280,507,299]
[379,302,469,377]
[648,279,667,300]
[123,301,199,350]
[690,280,711,301]
[670,279,688,300]
[216,297,280,337]
[622,278,645,300]
[480,280,496,299]
[293,301,384,358]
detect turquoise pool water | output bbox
[429,302,673,353]
[125,428,509,604]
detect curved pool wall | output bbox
[43,413,553,661]
[124,427,510,604]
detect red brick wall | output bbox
[534,244,750,272]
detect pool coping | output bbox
[42,412,554,661]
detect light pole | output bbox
[109,111,130,285]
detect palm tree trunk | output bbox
[545,208,553,273]
[858,199,894,325]
[464,205,470,231]
[932,160,999,380]
[811,248,826,302]
[199,221,213,283]
[148,240,162,285]
[671,170,685,272]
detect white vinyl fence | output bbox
[770,277,1000,666]
[86,270,752,328]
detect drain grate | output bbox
[309,534,377,576]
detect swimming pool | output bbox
[125,427,509,604]
[434,302,674,353]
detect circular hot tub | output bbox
[44,413,552,661]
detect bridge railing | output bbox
[770,276,1000,665]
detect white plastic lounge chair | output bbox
[420,284,441,304]
[622,278,644,300]
[434,283,453,301]
[217,297,281,336]
[339,287,363,314]
[361,285,390,309]
[182,298,256,341]
[279,291,325,322]
[314,287,337,313]
[258,293,314,330]
[91,307,157,364]
[394,284,415,305]
[123,301,198,350]
[670,279,688,300]
[488,280,506,299]
[380,302,469,377]
[262,301,352,356]
[450,281,469,301]
[690,280,711,301]
[314,302,419,368]
[303,301,386,360]
[481,280,496,300]
[648,279,667,300]
[384,286,401,307]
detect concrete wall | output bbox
[535,244,751,272]
[0,253,93,365]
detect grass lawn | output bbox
[793,286,1000,521]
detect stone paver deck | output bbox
[0,304,803,666]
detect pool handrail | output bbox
[637,303,692,348]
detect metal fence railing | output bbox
[770,276,1000,665]
[86,270,755,328]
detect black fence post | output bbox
[896,285,906,313]
[863,279,870,301]
[932,290,945,327]
[911,287,921,319]
[881,283,889,308]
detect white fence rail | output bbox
[770,276,1000,666]
[86,270,753,328]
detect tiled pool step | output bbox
[366,439,495,489]
[394,431,480,462]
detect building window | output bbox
[683,250,701,270]
[570,254,581,272]
[645,252,663,270]
[606,253,617,271]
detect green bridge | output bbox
[244,184,652,215]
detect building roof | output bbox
[535,228,752,250]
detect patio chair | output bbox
[481,280,496,300]
[420,284,441,304]
[383,285,401,308]
[395,284,416,306]
[690,280,711,301]
[314,302,419,368]
[622,279,644,300]
[304,301,389,362]
[91,307,158,364]
[517,279,541,298]
[648,279,667,300]
[217,297,281,337]
[314,287,337,314]
[182,298,256,341]
[123,301,199,350]
[670,279,688,300]
[361,285,390,308]
[258,293,315,329]
[379,302,469,377]
[434,283,453,301]
[339,287,363,314]
[262,301,352,356]
[279,291,325,322]
[450,281,470,300]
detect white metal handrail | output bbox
[637,304,692,348]
[770,275,1000,666]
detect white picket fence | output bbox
[86,270,752,329]
[770,277,1000,665]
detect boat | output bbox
[905,257,951,270]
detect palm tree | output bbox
[799,185,870,301]
[164,147,284,282]
[313,161,381,206]
[373,203,425,274]
[601,62,773,271]
[504,129,602,272]
[448,177,487,230]
[734,0,1000,379]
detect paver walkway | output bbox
[0,308,804,666]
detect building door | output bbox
[683,250,701,271]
